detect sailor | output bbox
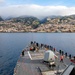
[41,44,42,47]
[31,41,33,45]
[59,50,61,55]
[54,48,56,52]
[69,54,71,59]
[36,43,38,47]
[65,52,67,57]
[33,47,35,51]
[22,50,24,56]
[74,56,75,60]
[60,55,64,62]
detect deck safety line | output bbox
[28,51,32,60]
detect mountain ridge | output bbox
[0,15,75,32]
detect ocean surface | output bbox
[0,33,75,75]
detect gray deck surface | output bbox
[13,49,73,75]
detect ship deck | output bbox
[14,46,74,75]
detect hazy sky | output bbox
[0,0,75,18]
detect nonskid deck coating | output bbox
[13,48,72,75]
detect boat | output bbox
[13,41,75,75]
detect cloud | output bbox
[0,4,75,19]
[0,0,5,4]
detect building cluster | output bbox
[0,20,32,32]
[36,24,75,32]
[0,18,75,32]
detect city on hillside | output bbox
[0,15,75,32]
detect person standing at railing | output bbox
[60,55,64,62]
[22,50,24,56]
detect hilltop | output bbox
[11,16,40,29]
[0,15,75,32]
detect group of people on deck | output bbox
[30,41,57,52]
[30,41,65,63]
[21,41,65,63]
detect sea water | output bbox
[0,33,75,75]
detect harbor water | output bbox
[0,33,75,75]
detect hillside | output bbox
[11,16,40,29]
[0,15,75,32]
[42,15,75,25]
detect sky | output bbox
[0,0,75,19]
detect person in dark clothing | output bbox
[65,52,67,57]
[59,50,61,55]
[54,48,56,52]
[31,41,33,44]
[33,47,35,51]
[74,56,75,60]
[36,43,39,47]
[22,50,24,56]
[69,54,71,59]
